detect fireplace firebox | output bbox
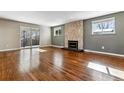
[68,40,78,50]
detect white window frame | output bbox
[54,27,62,36]
[92,17,115,35]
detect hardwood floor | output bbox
[0,47,124,81]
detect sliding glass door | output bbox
[20,26,40,48]
[31,28,40,47]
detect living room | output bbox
[0,0,124,92]
[0,11,124,81]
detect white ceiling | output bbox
[0,11,118,26]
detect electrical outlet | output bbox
[101,46,105,49]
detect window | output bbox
[54,27,62,36]
[92,17,115,35]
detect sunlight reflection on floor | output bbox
[38,49,47,52]
[88,62,124,79]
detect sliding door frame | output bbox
[20,26,40,49]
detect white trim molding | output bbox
[84,49,124,57]
[0,48,21,52]
[40,45,52,48]
[51,45,64,48]
[40,45,64,48]
[0,47,40,52]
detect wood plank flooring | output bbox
[0,47,124,81]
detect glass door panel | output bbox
[20,26,40,48]
[21,29,31,48]
[31,28,40,46]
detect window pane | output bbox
[56,30,58,35]
[54,27,62,36]
[59,29,62,35]
[92,22,102,32]
[102,19,114,32]
[92,17,115,35]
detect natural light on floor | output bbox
[38,49,47,52]
[87,62,124,79]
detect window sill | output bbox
[92,32,116,35]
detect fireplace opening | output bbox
[68,40,78,50]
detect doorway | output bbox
[20,26,40,48]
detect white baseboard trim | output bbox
[40,45,52,48]
[0,48,21,52]
[84,49,124,57]
[51,45,64,48]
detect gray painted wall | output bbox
[84,12,124,55]
[51,25,64,46]
[0,18,51,50]
[50,12,124,55]
[0,19,40,50]
[40,26,51,47]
